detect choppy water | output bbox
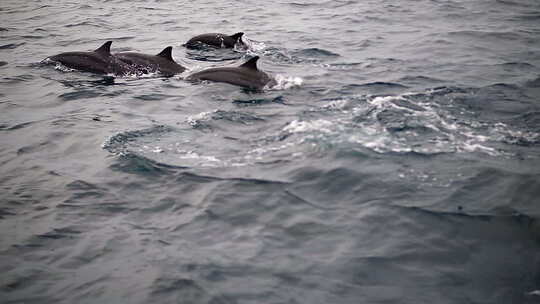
[2,0,540,303]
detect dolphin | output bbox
[184,32,244,49]
[187,56,275,90]
[47,41,129,75]
[115,46,186,76]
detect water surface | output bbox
[1,0,540,303]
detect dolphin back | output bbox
[156,46,174,62]
[229,32,244,43]
[184,32,244,49]
[187,56,273,90]
[94,41,112,56]
[48,41,123,74]
[115,47,185,76]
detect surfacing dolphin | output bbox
[115,46,186,76]
[47,42,185,76]
[187,56,275,90]
[184,32,244,49]
[47,41,129,75]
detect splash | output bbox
[102,87,539,169]
[354,93,504,155]
[277,88,539,157]
[240,36,267,54]
[186,110,216,127]
[283,119,336,134]
[269,74,303,90]
[40,58,77,73]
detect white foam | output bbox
[354,93,509,155]
[248,142,297,157]
[368,95,405,107]
[175,150,222,166]
[186,110,216,126]
[121,70,161,79]
[151,146,163,153]
[241,36,267,53]
[104,86,538,168]
[283,119,335,134]
[53,62,76,73]
[269,74,303,90]
[492,122,540,144]
[323,99,350,111]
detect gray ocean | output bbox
[2,0,540,303]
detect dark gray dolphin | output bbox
[115,46,186,76]
[47,41,129,75]
[184,32,244,49]
[187,56,275,90]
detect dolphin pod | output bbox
[48,41,185,77]
[46,35,275,90]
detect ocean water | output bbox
[1,0,540,303]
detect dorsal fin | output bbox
[156,46,174,62]
[94,41,112,55]
[229,32,244,42]
[239,56,259,70]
